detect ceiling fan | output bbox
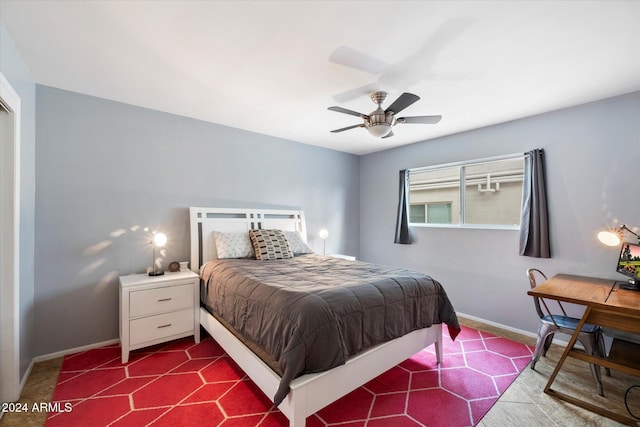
[328,91,441,138]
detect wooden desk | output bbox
[528,274,640,425]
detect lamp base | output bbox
[148,271,165,277]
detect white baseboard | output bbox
[11,339,119,403]
[32,338,120,363]
[457,311,575,347]
[457,312,539,340]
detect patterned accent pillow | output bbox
[283,230,313,255]
[249,229,294,260]
[212,231,255,259]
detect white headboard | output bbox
[189,207,307,273]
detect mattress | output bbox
[200,253,460,405]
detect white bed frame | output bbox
[189,207,443,427]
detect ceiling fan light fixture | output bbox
[366,123,392,138]
[365,106,394,137]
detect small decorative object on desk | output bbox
[168,261,180,272]
[180,261,189,271]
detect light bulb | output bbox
[153,232,167,247]
[366,124,391,138]
[597,230,621,247]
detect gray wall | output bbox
[7,18,639,358]
[0,21,36,379]
[360,92,640,335]
[35,86,360,356]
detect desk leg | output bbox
[543,307,637,425]
[543,307,590,395]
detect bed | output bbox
[189,207,459,427]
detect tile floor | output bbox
[1,318,637,427]
[465,318,636,427]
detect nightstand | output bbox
[119,270,200,363]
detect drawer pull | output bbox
[157,298,172,302]
[157,324,172,329]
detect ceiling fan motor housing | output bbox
[365,107,394,137]
[370,91,388,105]
[365,91,393,137]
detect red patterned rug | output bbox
[46,325,532,427]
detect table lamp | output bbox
[319,229,328,255]
[149,232,167,276]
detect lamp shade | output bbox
[597,225,640,247]
[367,124,392,138]
[597,230,621,247]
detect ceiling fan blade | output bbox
[381,130,395,139]
[416,17,475,59]
[384,92,420,115]
[333,82,380,103]
[328,106,368,118]
[425,71,486,81]
[330,124,365,133]
[329,46,389,75]
[396,115,442,124]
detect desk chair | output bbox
[527,268,606,396]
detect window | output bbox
[408,155,525,228]
[410,203,452,224]
[427,203,452,224]
[409,204,425,223]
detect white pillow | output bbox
[212,231,255,259]
[283,230,314,255]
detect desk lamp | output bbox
[149,232,167,276]
[598,225,640,291]
[597,224,640,247]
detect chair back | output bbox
[527,268,548,319]
[527,268,569,327]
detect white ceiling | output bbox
[1,1,639,155]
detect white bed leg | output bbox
[287,387,307,427]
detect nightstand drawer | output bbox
[130,284,194,317]
[129,308,194,346]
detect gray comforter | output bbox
[200,254,459,405]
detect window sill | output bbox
[409,223,520,231]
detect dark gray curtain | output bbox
[394,169,412,244]
[519,149,551,258]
